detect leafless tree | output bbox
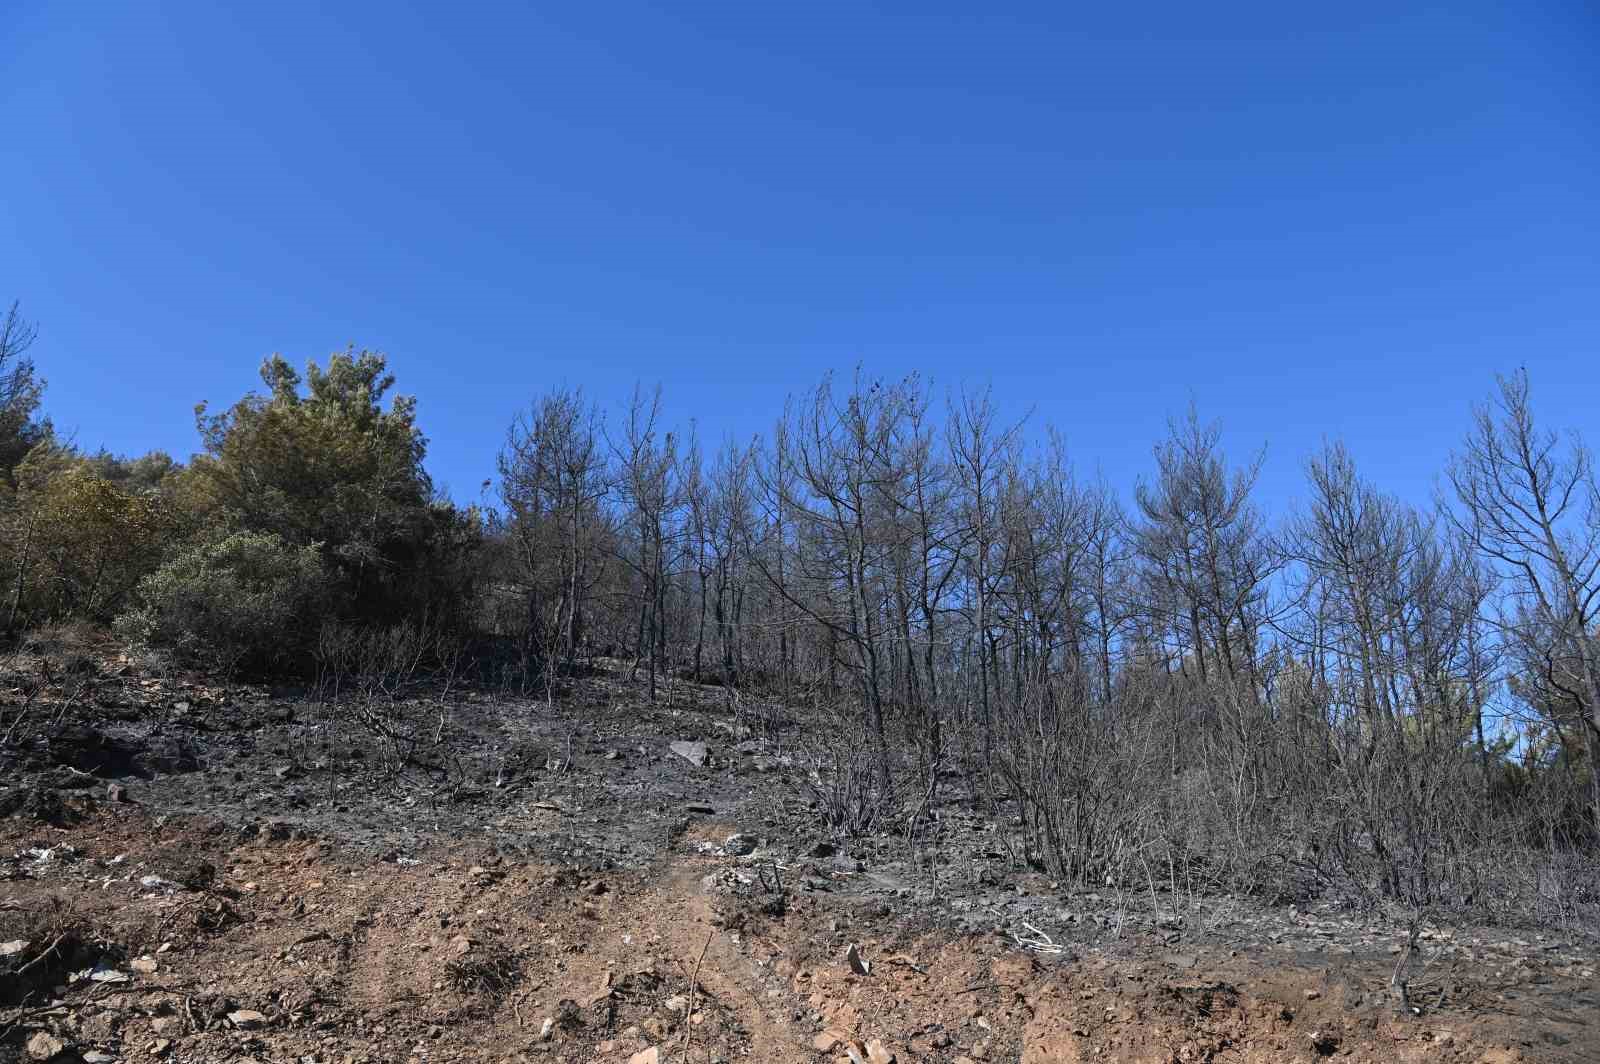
[948,388,1023,770]
[612,384,680,702]
[1448,370,1600,832]
[471,366,1597,918]
[0,301,47,480]
[499,387,609,694]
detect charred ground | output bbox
[2,645,1597,1064]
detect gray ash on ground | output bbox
[1,658,1597,1062]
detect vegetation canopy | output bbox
[2,299,1598,932]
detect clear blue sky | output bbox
[4,2,1596,514]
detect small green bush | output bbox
[115,530,327,674]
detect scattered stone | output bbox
[228,1009,269,1029]
[78,1015,115,1043]
[107,783,128,803]
[87,964,130,984]
[138,874,180,892]
[147,737,201,777]
[865,1040,896,1064]
[1162,953,1198,969]
[130,956,158,974]
[256,821,295,842]
[628,1048,660,1064]
[1308,1030,1340,1054]
[1303,988,1321,1000]
[25,1032,65,1061]
[723,833,757,856]
[669,740,709,767]
[0,938,28,957]
[81,1052,118,1063]
[537,1017,554,1041]
[150,1039,171,1057]
[814,1029,847,1052]
[701,868,755,896]
[845,942,871,976]
[664,994,689,1013]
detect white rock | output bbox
[26,1031,65,1061]
[723,833,758,856]
[669,740,709,766]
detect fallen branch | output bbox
[679,928,714,1053]
[13,933,70,976]
[1013,920,1065,955]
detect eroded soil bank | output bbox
[3,661,1596,1062]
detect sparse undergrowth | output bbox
[0,653,1596,1062]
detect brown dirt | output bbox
[2,659,1596,1063]
[3,807,1593,1064]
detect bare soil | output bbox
[2,657,1596,1063]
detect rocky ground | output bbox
[2,648,1597,1063]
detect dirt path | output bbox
[4,660,1598,1062]
[4,806,1593,1063]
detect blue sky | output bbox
[3,2,1596,514]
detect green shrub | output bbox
[115,530,327,674]
[1,447,174,628]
